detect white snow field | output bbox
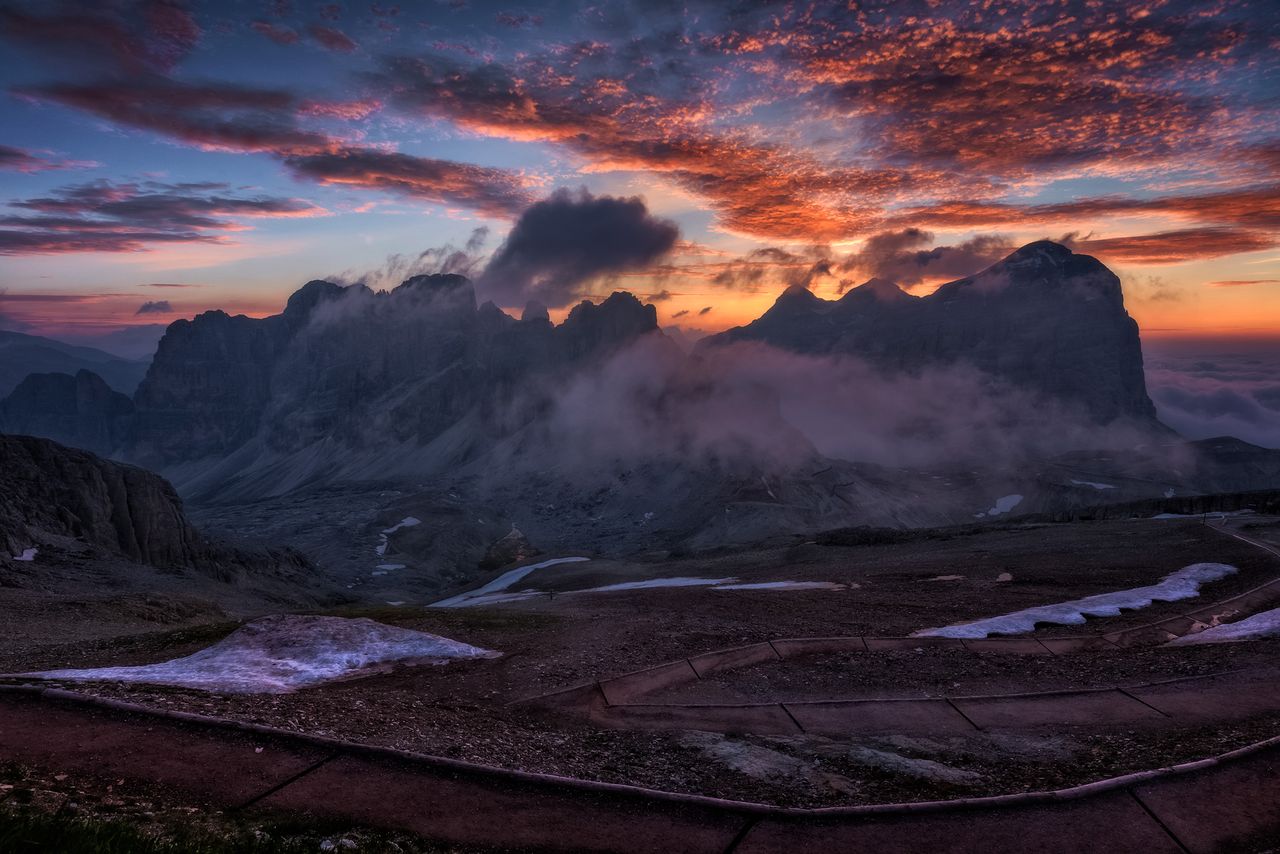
[12,547,37,561]
[975,494,1024,518]
[26,614,498,693]
[430,558,850,607]
[1172,607,1280,645]
[915,563,1238,639]
[375,516,421,556]
[429,557,591,608]
[581,576,737,593]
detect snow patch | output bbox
[429,557,589,608]
[12,547,37,562]
[375,516,421,556]
[1071,480,1116,490]
[983,494,1023,516]
[926,575,965,582]
[25,615,498,694]
[712,581,845,591]
[582,576,736,593]
[915,563,1238,639]
[1171,607,1280,645]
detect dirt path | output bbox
[0,687,1278,852]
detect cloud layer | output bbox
[0,180,324,254]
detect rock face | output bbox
[0,433,198,567]
[703,241,1157,424]
[126,276,664,491]
[0,329,149,398]
[0,434,309,579]
[0,369,134,457]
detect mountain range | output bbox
[0,329,149,399]
[2,240,1277,553]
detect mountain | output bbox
[127,275,664,498]
[0,329,150,398]
[702,241,1157,425]
[0,369,134,457]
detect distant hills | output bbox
[0,329,149,398]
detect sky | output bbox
[0,0,1278,351]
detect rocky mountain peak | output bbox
[774,284,827,310]
[703,240,1156,424]
[282,280,344,320]
[839,277,914,305]
[521,300,551,324]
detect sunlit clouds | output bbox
[0,0,1277,339]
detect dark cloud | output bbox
[495,12,542,29]
[478,188,679,308]
[0,0,201,75]
[0,179,324,255]
[698,306,712,315]
[645,289,674,302]
[1209,279,1280,288]
[308,24,356,52]
[840,229,1013,286]
[251,20,299,45]
[135,299,173,314]
[0,145,89,173]
[19,77,529,218]
[1062,228,1276,265]
[284,148,531,217]
[18,79,331,155]
[891,186,1280,234]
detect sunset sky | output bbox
[1,0,1278,349]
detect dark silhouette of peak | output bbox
[768,284,831,316]
[839,277,914,304]
[0,329,149,398]
[0,369,134,457]
[560,292,658,357]
[703,241,1156,424]
[283,280,344,319]
[521,300,550,324]
[931,240,1119,304]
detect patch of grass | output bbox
[0,808,293,854]
[0,806,473,853]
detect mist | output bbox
[503,332,1166,480]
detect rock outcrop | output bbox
[0,434,309,579]
[703,241,1157,424]
[0,369,134,457]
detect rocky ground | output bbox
[3,517,1279,811]
[0,760,467,853]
